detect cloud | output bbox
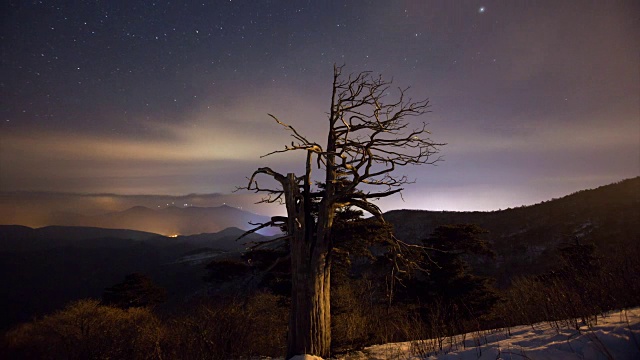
[443,119,640,155]
[1,126,271,164]
[0,84,331,194]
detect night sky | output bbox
[1,1,638,215]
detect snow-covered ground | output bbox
[340,308,640,360]
[283,308,639,360]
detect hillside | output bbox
[0,225,159,252]
[385,177,640,284]
[0,178,636,332]
[0,225,271,330]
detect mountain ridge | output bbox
[384,177,640,285]
[46,204,278,236]
[0,177,636,330]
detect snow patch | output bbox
[351,308,640,360]
[273,309,639,360]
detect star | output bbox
[0,0,636,214]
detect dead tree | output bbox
[241,65,443,359]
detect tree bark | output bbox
[287,237,331,358]
[284,172,333,359]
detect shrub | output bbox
[4,299,164,360]
[167,291,287,359]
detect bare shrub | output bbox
[494,246,640,332]
[167,291,287,359]
[4,299,164,360]
[332,279,377,350]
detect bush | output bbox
[167,291,287,359]
[492,241,640,330]
[3,299,164,360]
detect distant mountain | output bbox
[385,177,640,285]
[48,204,280,236]
[0,224,269,253]
[176,227,267,252]
[1,178,637,331]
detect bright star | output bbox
[478,6,486,13]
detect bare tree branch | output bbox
[236,65,444,357]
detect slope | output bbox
[384,177,640,284]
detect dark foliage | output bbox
[101,273,167,309]
[395,225,499,333]
[204,259,251,283]
[492,236,640,330]
[386,177,640,286]
[203,206,395,295]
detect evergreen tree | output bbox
[102,273,167,309]
[402,224,498,326]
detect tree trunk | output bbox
[287,238,331,359]
[284,173,333,359]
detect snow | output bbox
[279,308,640,360]
[343,308,640,360]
